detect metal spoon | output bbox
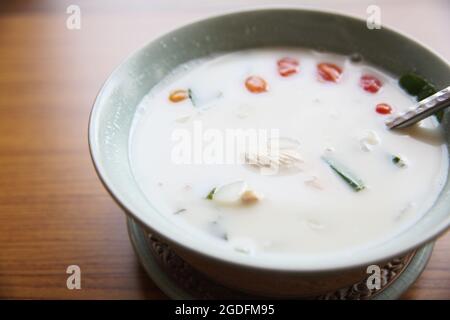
[386,85,450,129]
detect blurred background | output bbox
[0,0,448,299]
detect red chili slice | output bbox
[360,75,382,93]
[245,76,268,93]
[317,63,342,82]
[375,103,392,115]
[277,57,299,77]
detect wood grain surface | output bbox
[0,0,448,299]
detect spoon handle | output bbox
[386,85,450,129]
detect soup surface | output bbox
[129,48,448,257]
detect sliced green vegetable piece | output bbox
[206,187,216,200]
[173,208,187,215]
[322,155,365,192]
[398,73,442,121]
[188,88,197,107]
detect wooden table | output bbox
[0,0,448,299]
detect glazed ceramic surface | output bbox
[89,8,450,296]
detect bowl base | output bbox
[127,217,433,299]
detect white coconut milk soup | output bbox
[130,48,448,258]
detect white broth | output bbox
[129,48,448,257]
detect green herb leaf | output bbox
[399,73,442,121]
[206,187,216,200]
[392,155,407,168]
[322,155,365,192]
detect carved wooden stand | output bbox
[127,217,433,300]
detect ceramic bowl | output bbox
[89,8,450,297]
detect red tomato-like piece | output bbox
[245,76,268,93]
[360,75,382,93]
[375,103,392,115]
[277,57,299,77]
[317,63,342,82]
